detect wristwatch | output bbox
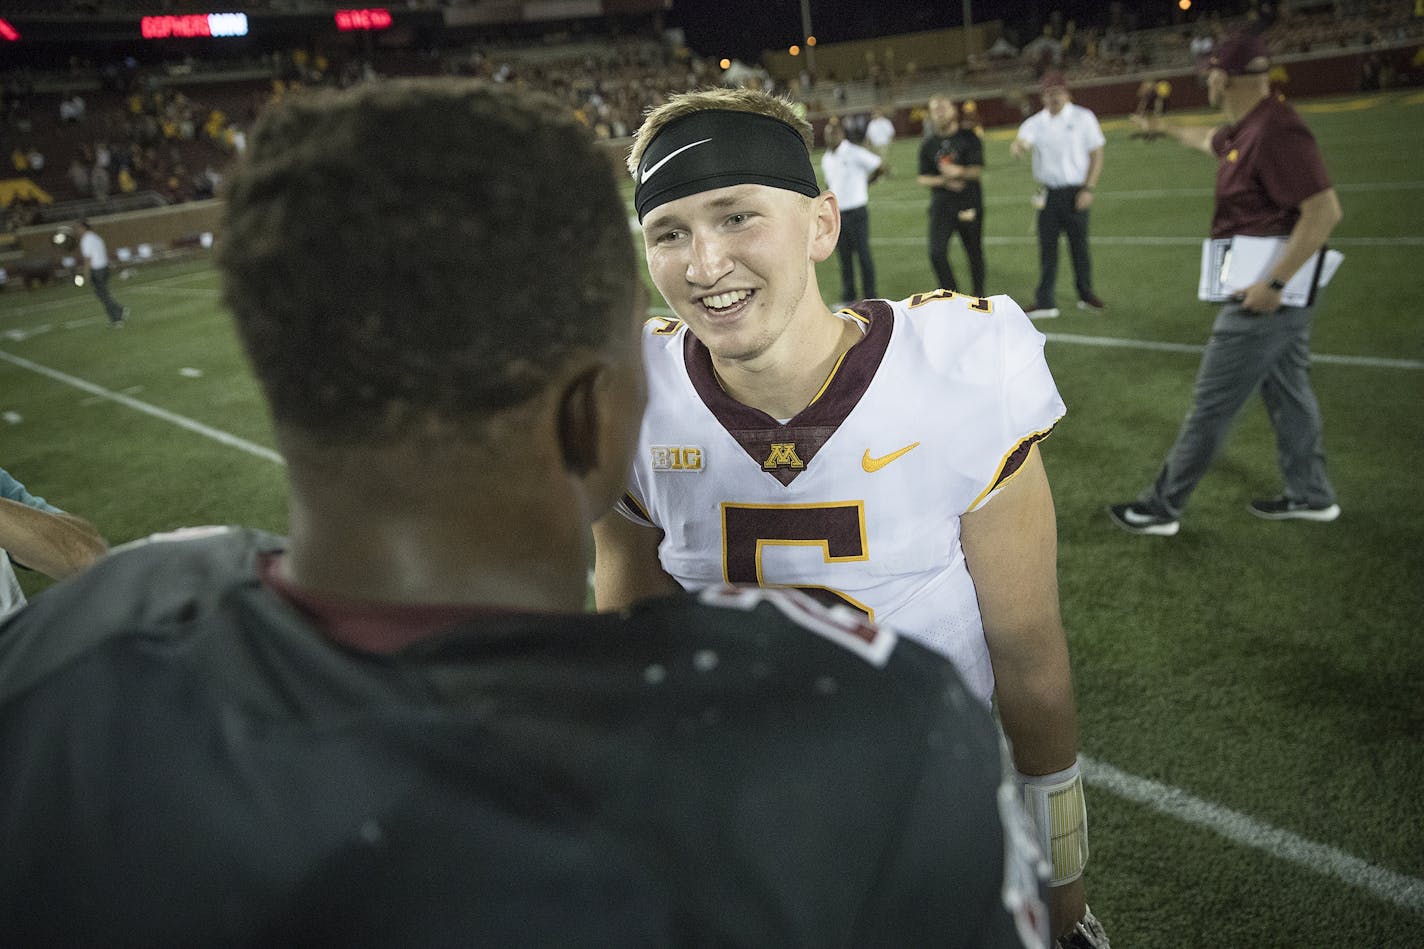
[1267,277,1287,291]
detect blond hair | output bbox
[627,87,813,179]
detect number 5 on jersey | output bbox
[721,501,875,620]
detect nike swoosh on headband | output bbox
[639,138,713,184]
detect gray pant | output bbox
[1139,302,1336,518]
[90,266,125,324]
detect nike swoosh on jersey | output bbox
[861,442,920,472]
[639,138,713,184]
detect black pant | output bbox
[836,205,875,302]
[928,202,985,297]
[90,266,126,323]
[1035,186,1093,308]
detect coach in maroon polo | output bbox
[1109,32,1343,536]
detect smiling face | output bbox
[641,183,837,367]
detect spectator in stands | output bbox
[59,93,86,124]
[90,163,110,203]
[864,107,896,169]
[0,466,107,620]
[1023,25,1063,77]
[76,220,129,328]
[1190,30,1216,65]
[1011,72,1106,319]
[67,156,90,196]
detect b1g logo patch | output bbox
[651,445,704,472]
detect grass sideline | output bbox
[3,89,1423,945]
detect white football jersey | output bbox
[616,291,1066,703]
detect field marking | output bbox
[0,268,218,325]
[869,234,1424,248]
[1039,331,1424,371]
[127,285,226,297]
[646,307,1423,370]
[1,292,223,339]
[0,349,284,466]
[3,344,1421,913]
[870,179,1424,210]
[1082,755,1424,915]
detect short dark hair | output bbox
[218,79,636,444]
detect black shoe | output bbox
[1107,502,1179,536]
[1076,293,1107,311]
[1247,497,1340,522]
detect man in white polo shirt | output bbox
[820,117,884,305]
[76,219,130,328]
[1011,72,1106,319]
[864,107,896,169]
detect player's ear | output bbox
[556,364,602,479]
[555,352,645,513]
[809,190,840,264]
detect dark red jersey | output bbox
[1210,95,1331,238]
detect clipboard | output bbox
[1198,236,1344,307]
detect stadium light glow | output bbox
[140,13,249,39]
[0,18,20,41]
[719,58,730,70]
[789,44,800,56]
[1179,0,1191,8]
[335,9,394,32]
[806,35,817,46]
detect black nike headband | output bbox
[633,110,820,222]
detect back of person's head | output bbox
[627,86,812,180]
[219,79,636,448]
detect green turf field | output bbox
[3,88,1422,945]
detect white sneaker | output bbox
[1026,306,1060,320]
[1107,502,1179,536]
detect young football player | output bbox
[595,85,1108,946]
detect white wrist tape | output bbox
[1018,761,1089,886]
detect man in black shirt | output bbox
[919,94,987,297]
[0,80,1047,947]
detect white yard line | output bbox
[867,234,1424,247]
[3,344,1421,915]
[0,349,284,466]
[1038,331,1424,371]
[1083,755,1424,914]
[646,307,1424,370]
[827,178,1424,211]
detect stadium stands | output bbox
[2,0,1420,235]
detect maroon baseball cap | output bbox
[1210,34,1271,76]
[1039,71,1068,91]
